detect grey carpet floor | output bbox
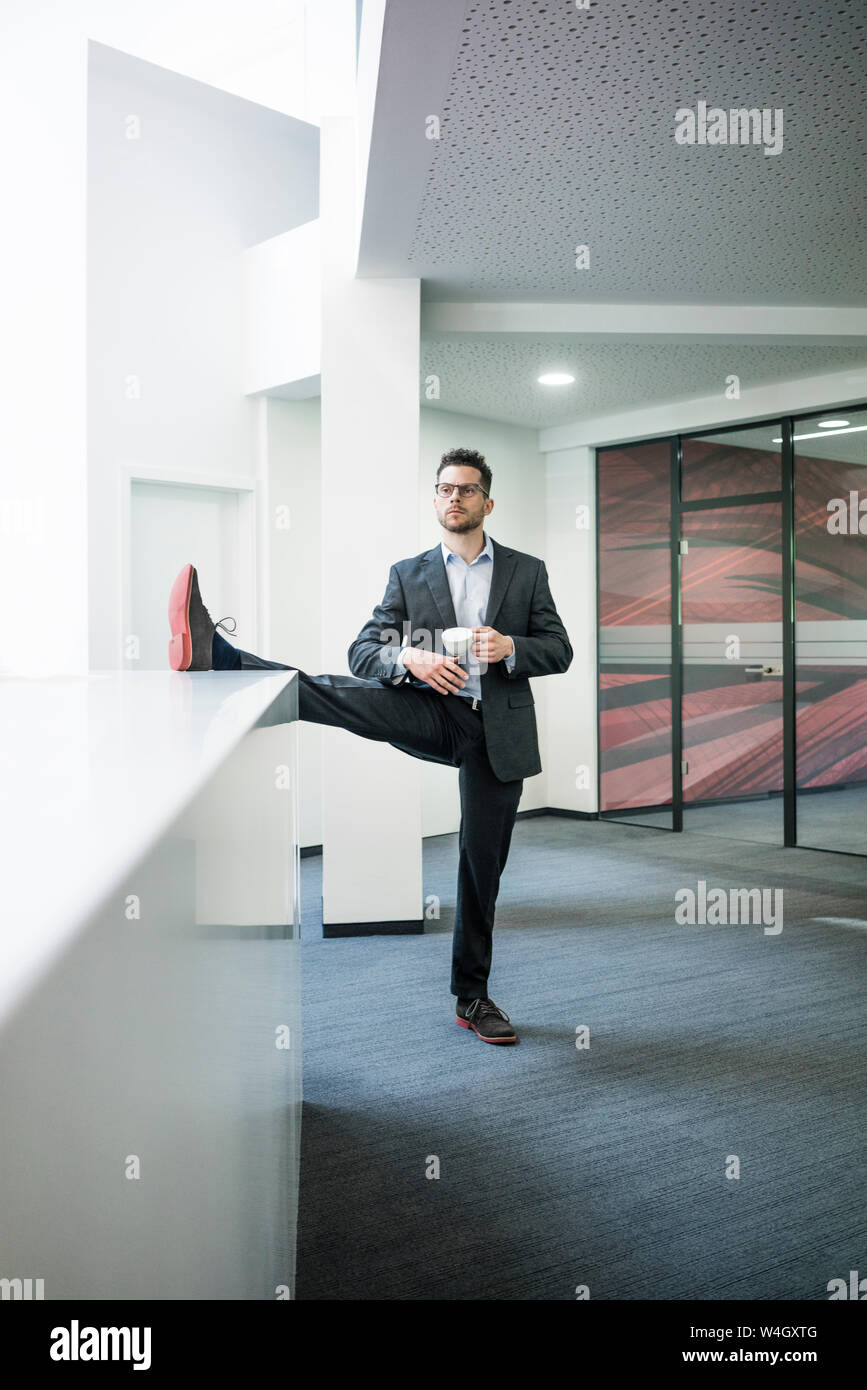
[295,816,867,1300]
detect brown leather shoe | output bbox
[456,996,517,1044]
[168,563,236,671]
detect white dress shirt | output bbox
[389,531,516,703]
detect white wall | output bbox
[242,220,321,396]
[0,28,89,676]
[86,39,318,669]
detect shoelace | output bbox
[467,997,510,1024]
[214,616,237,635]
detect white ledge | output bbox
[0,670,297,1027]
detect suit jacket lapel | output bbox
[485,537,517,632]
[421,546,458,632]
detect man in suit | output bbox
[168,447,573,1043]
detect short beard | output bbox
[442,511,482,534]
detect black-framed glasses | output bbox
[435,482,489,498]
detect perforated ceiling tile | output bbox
[409,0,867,304]
[419,337,867,428]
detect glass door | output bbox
[680,501,784,842]
[597,409,867,855]
[678,427,784,844]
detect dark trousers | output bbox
[213,633,523,998]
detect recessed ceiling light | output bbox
[817,418,850,428]
[537,372,575,386]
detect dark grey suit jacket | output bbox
[347,537,573,782]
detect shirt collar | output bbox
[441,530,493,567]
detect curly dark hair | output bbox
[436,447,492,496]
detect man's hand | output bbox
[471,627,515,663]
[402,647,468,694]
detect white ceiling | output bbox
[420,337,867,429]
[361,0,867,429]
[401,0,867,305]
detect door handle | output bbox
[745,664,783,677]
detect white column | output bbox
[318,1,423,927]
[545,446,598,813]
[0,27,89,675]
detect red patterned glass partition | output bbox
[598,441,672,826]
[598,412,867,855]
[794,411,867,853]
[680,501,783,842]
[681,435,780,502]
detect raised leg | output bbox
[213,630,477,770]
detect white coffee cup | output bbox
[442,626,473,661]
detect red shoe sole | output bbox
[456,1016,517,1044]
[168,563,194,671]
